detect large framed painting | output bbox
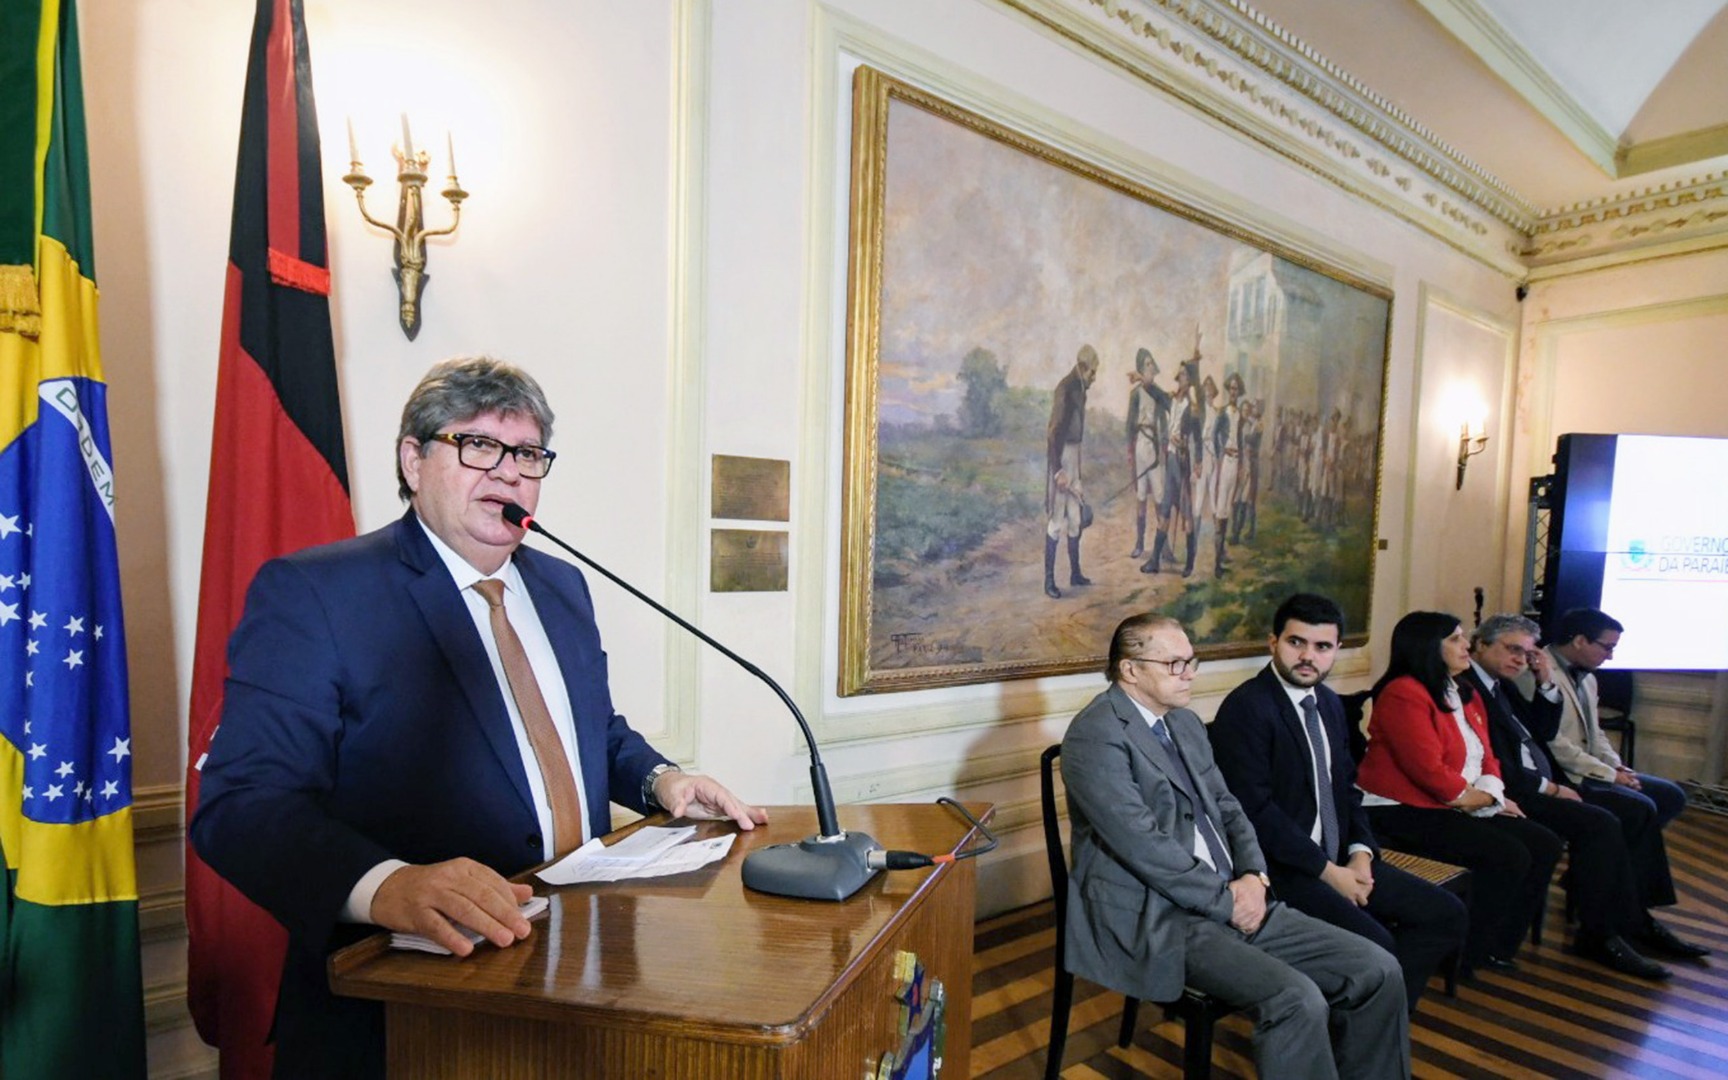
[838,67,1391,696]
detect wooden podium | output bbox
[330,803,988,1078]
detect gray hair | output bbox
[1473,612,1541,648]
[395,356,556,500]
[1106,612,1184,682]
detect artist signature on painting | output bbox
[889,633,978,661]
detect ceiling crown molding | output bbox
[1414,0,1620,175]
[999,0,1532,272]
[1526,170,1728,267]
[997,0,1728,272]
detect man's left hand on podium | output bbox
[655,771,769,832]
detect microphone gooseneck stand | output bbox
[500,502,879,901]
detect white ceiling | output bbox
[1239,0,1728,213]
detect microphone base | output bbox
[741,831,881,902]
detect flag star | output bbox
[73,780,86,797]
[18,572,28,590]
[108,737,131,763]
[28,742,45,760]
[45,784,63,802]
[0,513,18,539]
[0,573,14,591]
[101,780,119,798]
[22,719,30,734]
[24,671,32,687]
[0,601,16,626]
[28,610,45,630]
[25,523,32,537]
[95,624,104,640]
[63,649,83,670]
[55,760,74,778]
[64,616,84,636]
[21,785,32,800]
[26,638,39,655]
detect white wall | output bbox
[1510,247,1728,785]
[81,2,1547,1074]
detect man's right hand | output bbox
[1320,861,1372,906]
[1552,784,1582,802]
[1227,874,1268,935]
[370,858,534,957]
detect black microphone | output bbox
[500,501,881,901]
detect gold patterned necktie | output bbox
[472,578,584,857]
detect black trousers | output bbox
[1520,792,1644,938]
[1579,776,1681,908]
[1366,805,1562,967]
[1270,859,1466,1012]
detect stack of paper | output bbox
[388,894,550,955]
[537,825,735,886]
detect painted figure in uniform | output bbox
[1160,355,1203,578]
[1232,397,1262,544]
[1125,347,1172,565]
[1045,344,1099,599]
[1206,372,1244,578]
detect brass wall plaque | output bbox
[711,455,790,522]
[711,529,789,592]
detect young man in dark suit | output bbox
[1467,613,1704,976]
[1063,612,1408,1079]
[1210,594,1466,1011]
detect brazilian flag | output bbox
[0,1,148,1076]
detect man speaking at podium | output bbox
[192,356,765,1077]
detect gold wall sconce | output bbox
[1455,413,1489,490]
[342,115,466,340]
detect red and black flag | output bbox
[184,1,354,1075]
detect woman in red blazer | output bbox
[1358,611,1562,974]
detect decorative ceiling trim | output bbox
[1414,0,1620,175]
[1526,170,1728,266]
[993,0,1728,273]
[1619,125,1728,178]
[995,0,1530,273]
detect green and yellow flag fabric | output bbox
[0,1,147,1075]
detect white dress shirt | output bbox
[1271,668,1372,859]
[1126,696,1217,872]
[342,517,591,923]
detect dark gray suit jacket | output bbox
[1061,682,1267,1002]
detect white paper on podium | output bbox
[389,894,550,955]
[535,826,735,885]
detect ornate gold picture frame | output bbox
[839,67,1391,696]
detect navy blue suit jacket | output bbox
[1209,665,1379,879]
[1461,665,1567,803]
[191,510,670,1075]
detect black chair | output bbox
[1339,689,1372,765]
[1593,669,1637,768]
[1040,744,1234,1079]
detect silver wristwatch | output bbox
[642,762,682,810]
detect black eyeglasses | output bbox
[1590,638,1617,654]
[426,432,557,478]
[1128,655,1200,676]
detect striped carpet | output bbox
[972,809,1728,1078]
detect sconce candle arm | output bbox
[346,183,406,239]
[1455,422,1490,490]
[341,126,468,339]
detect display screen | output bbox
[1545,433,1728,670]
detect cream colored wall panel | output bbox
[1403,288,1517,617]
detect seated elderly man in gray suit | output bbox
[1062,613,1409,1079]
